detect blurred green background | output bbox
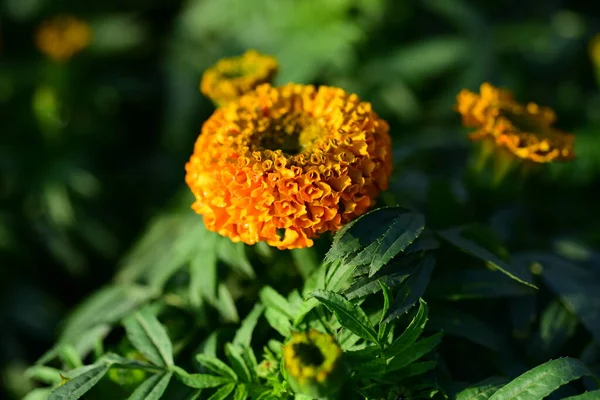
[2,0,600,398]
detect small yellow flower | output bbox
[283,330,346,398]
[185,83,393,249]
[200,50,278,106]
[35,15,92,62]
[455,83,574,163]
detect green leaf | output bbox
[564,390,600,400]
[123,307,174,367]
[384,255,435,323]
[264,308,292,337]
[61,284,154,344]
[455,377,509,400]
[531,300,578,359]
[386,299,428,357]
[225,343,252,383]
[260,286,294,319]
[240,346,259,383]
[233,304,264,348]
[195,354,237,380]
[218,239,255,278]
[389,360,437,380]
[208,383,236,400]
[530,253,600,343]
[428,269,536,300]
[310,289,378,344]
[189,233,218,306]
[343,258,416,300]
[439,227,535,288]
[387,332,442,372]
[489,358,594,400]
[428,306,503,352]
[128,372,172,400]
[325,207,425,277]
[174,367,233,389]
[48,363,110,400]
[117,213,210,290]
[215,283,239,323]
[233,384,248,400]
[25,365,63,385]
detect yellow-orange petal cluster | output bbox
[185,83,392,250]
[455,82,574,163]
[200,50,278,106]
[35,15,92,62]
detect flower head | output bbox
[185,83,392,249]
[35,15,92,62]
[200,50,278,106]
[455,83,574,163]
[283,330,345,398]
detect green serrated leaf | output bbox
[174,367,233,389]
[60,284,153,344]
[384,256,435,323]
[489,358,594,400]
[225,343,252,383]
[387,332,441,372]
[386,299,428,357]
[325,207,425,278]
[390,360,437,380]
[240,346,259,382]
[344,258,415,300]
[234,384,248,400]
[439,227,536,289]
[233,304,264,348]
[128,372,172,400]
[455,377,509,400]
[260,286,294,319]
[123,307,174,367]
[208,383,236,400]
[310,289,378,344]
[195,354,237,380]
[49,363,110,400]
[264,308,292,337]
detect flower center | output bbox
[258,115,322,155]
[500,108,543,134]
[293,343,325,367]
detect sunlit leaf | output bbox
[128,372,172,400]
[310,289,378,344]
[489,358,594,400]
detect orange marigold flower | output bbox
[200,50,278,106]
[185,83,393,250]
[35,15,92,62]
[455,82,574,163]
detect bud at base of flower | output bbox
[283,330,347,399]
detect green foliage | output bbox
[5,0,600,399]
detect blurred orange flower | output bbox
[455,83,574,163]
[200,50,278,106]
[35,15,92,62]
[185,83,392,249]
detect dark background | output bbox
[2,0,600,398]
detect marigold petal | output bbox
[185,83,393,249]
